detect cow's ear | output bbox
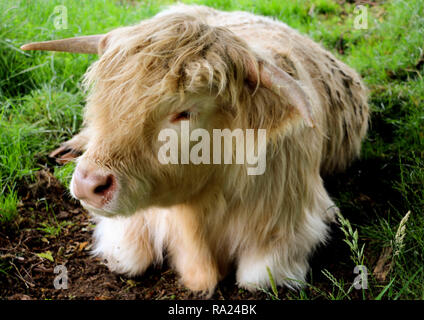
[244,58,315,130]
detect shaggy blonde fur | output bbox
[61,4,369,293]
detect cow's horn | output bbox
[20,35,104,54]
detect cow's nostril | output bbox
[94,175,115,196]
[71,165,118,208]
[72,167,117,208]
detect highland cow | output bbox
[22,4,369,293]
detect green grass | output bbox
[0,0,423,299]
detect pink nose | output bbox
[72,166,116,208]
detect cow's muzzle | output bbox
[71,164,117,209]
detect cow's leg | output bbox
[50,128,90,164]
[236,213,330,291]
[236,244,309,292]
[167,207,219,294]
[92,213,155,276]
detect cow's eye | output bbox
[172,111,191,122]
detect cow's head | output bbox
[22,13,313,217]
